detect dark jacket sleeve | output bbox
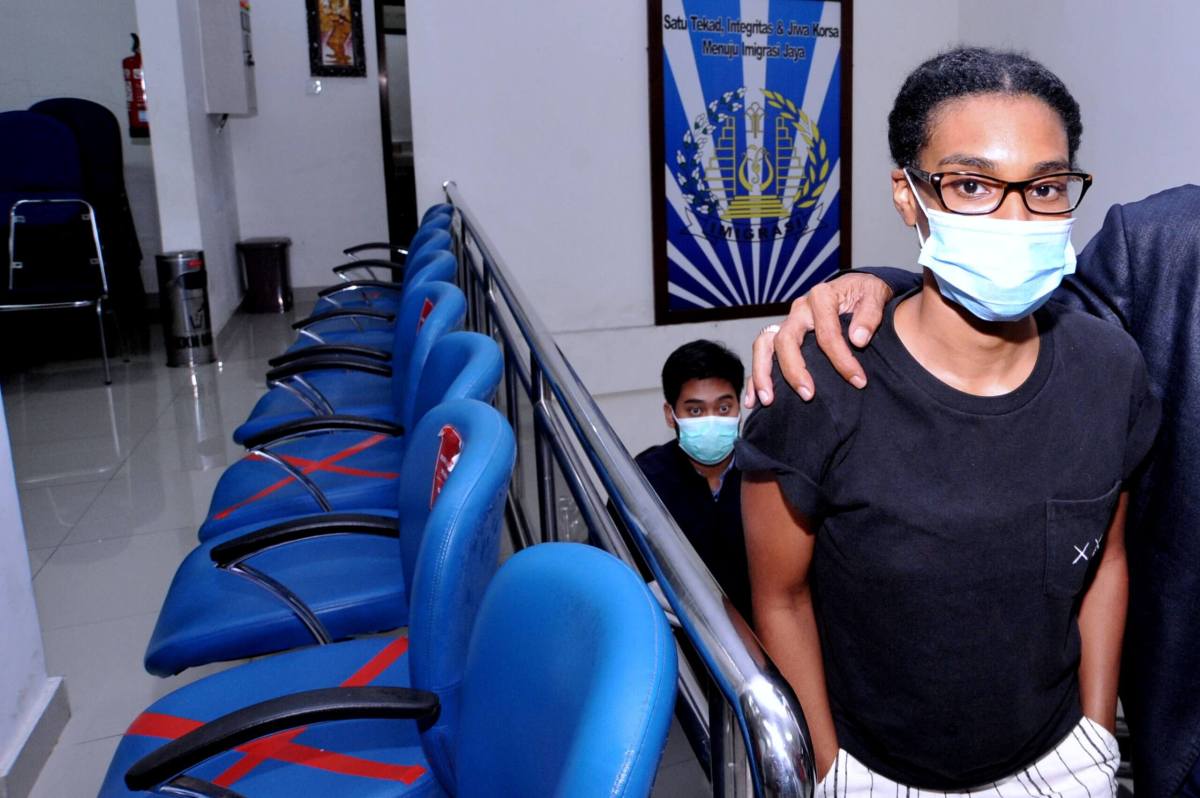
[847,266,921,295]
[1053,202,1135,329]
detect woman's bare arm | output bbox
[1078,491,1130,733]
[743,473,839,778]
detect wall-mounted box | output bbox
[196,0,256,115]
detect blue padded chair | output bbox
[232,280,465,447]
[101,541,677,798]
[420,204,453,223]
[0,110,117,382]
[203,327,500,543]
[102,398,515,796]
[145,335,505,675]
[279,249,457,364]
[339,207,454,264]
[325,221,452,300]
[315,224,453,317]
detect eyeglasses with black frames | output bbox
[906,167,1093,215]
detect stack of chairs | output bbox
[95,206,679,797]
[0,98,147,380]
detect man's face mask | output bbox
[673,413,739,465]
[905,169,1077,322]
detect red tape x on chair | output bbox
[103,539,678,797]
[198,322,501,543]
[144,336,503,676]
[100,398,517,796]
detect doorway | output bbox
[375,0,418,245]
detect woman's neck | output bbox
[892,270,1040,397]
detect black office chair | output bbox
[31,98,148,347]
[0,110,117,383]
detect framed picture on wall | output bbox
[306,0,367,77]
[648,0,852,324]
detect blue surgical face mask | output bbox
[905,170,1077,322]
[673,414,739,465]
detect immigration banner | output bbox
[649,0,851,324]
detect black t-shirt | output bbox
[737,293,1160,789]
[635,440,753,623]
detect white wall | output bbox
[0,0,162,294]
[957,0,1200,242]
[848,0,960,269]
[229,2,389,291]
[0,395,60,790]
[406,0,960,454]
[135,0,243,334]
[409,0,1200,455]
[849,0,1200,268]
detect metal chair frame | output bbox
[1,197,118,384]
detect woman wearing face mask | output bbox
[738,47,1159,796]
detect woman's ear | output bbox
[892,168,929,240]
[892,168,919,226]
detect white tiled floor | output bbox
[6,307,708,796]
[3,314,279,798]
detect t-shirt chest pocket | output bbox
[1044,480,1122,599]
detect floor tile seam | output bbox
[28,547,54,579]
[40,608,162,635]
[9,426,152,449]
[55,521,201,550]
[16,472,120,491]
[11,389,162,482]
[43,518,199,576]
[34,464,124,570]
[61,731,124,746]
[50,422,159,555]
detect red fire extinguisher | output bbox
[123,33,150,139]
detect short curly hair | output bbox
[887,47,1083,169]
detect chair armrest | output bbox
[343,241,406,260]
[317,280,403,298]
[124,686,439,792]
[151,776,248,798]
[331,259,405,281]
[268,344,389,368]
[292,309,395,330]
[210,513,399,566]
[265,355,391,384]
[241,415,403,450]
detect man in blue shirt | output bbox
[636,340,752,622]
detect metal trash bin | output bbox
[237,237,293,313]
[156,250,215,367]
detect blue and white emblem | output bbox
[658,0,845,315]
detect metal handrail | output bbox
[444,180,815,797]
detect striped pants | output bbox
[819,717,1121,798]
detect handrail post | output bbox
[443,180,816,797]
[531,360,557,542]
[710,693,753,797]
